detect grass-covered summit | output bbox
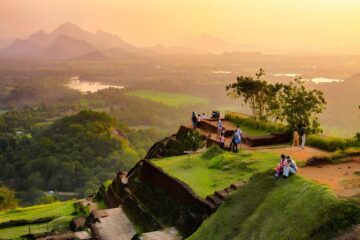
[0,110,139,205]
[154,146,279,198]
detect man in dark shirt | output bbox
[300,125,306,149]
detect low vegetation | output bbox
[125,90,209,107]
[154,146,279,198]
[0,200,84,239]
[225,112,288,134]
[307,134,360,151]
[188,171,360,240]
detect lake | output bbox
[66,76,124,93]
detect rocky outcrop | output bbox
[105,160,214,238]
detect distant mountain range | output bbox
[0,22,136,60]
[0,22,264,60]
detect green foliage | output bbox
[0,110,138,205]
[276,79,326,133]
[0,187,17,211]
[183,131,205,151]
[226,70,326,133]
[188,172,360,240]
[201,145,223,160]
[225,112,289,134]
[307,134,360,151]
[226,68,274,120]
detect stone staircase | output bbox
[205,182,245,209]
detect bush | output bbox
[225,113,289,134]
[201,145,223,160]
[307,134,360,151]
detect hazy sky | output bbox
[1,0,360,52]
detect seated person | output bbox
[283,156,297,178]
[275,154,286,177]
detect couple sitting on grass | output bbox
[275,154,298,178]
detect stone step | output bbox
[206,195,223,206]
[141,227,181,240]
[215,190,229,200]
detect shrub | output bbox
[201,145,223,160]
[208,155,225,169]
[225,113,289,134]
[306,134,360,152]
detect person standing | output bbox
[292,128,300,147]
[220,133,225,149]
[192,112,197,129]
[217,119,223,136]
[300,124,306,149]
[201,113,207,120]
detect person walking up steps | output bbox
[299,124,306,149]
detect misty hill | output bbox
[0,22,136,59]
[41,35,97,59]
[75,50,108,61]
[29,22,135,50]
[0,39,43,58]
[180,34,264,54]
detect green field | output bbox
[188,172,360,240]
[125,90,210,107]
[0,201,75,224]
[0,216,73,239]
[153,147,279,198]
[0,201,77,239]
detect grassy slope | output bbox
[0,201,76,239]
[188,172,360,240]
[125,90,209,107]
[0,201,75,223]
[153,149,279,198]
[0,216,73,239]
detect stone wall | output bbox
[104,160,213,238]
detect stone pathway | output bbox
[141,227,181,240]
[92,208,136,240]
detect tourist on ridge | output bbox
[292,128,300,147]
[220,133,225,149]
[299,124,307,149]
[201,113,207,120]
[192,112,197,129]
[197,114,202,123]
[232,126,242,152]
[275,154,286,178]
[283,156,297,178]
[217,119,223,136]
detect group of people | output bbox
[275,154,298,178]
[292,124,307,149]
[191,112,207,129]
[218,119,242,152]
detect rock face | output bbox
[104,160,213,238]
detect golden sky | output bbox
[1,0,360,52]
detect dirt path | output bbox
[299,161,360,197]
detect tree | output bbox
[276,78,326,133]
[226,69,269,120]
[227,70,327,133]
[0,187,17,210]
